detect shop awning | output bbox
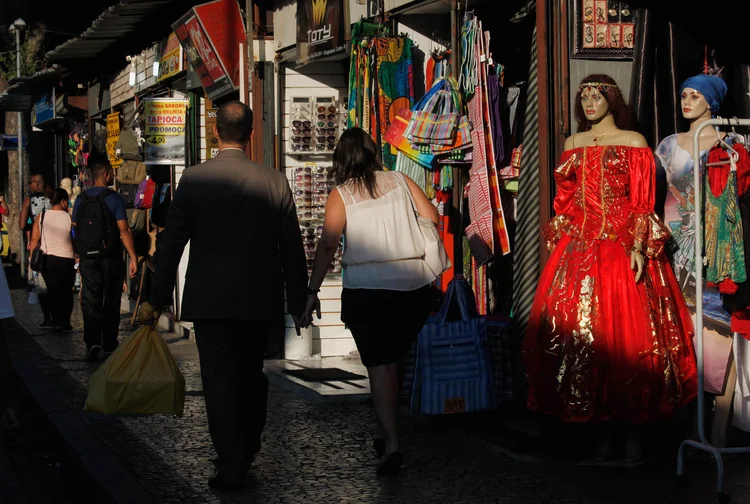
[0,66,68,112]
[45,0,205,70]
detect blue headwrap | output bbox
[679,74,728,115]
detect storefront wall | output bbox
[280,60,355,357]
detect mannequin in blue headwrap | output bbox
[654,73,735,448]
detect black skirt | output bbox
[341,285,432,367]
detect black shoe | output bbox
[85,345,102,361]
[376,451,403,476]
[208,474,244,492]
[40,321,54,329]
[373,438,385,458]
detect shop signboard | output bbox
[157,32,184,82]
[31,89,55,126]
[144,98,187,165]
[106,112,123,169]
[172,0,246,101]
[204,98,220,160]
[296,0,350,67]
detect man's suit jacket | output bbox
[150,149,308,322]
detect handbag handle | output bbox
[412,78,446,112]
[435,275,479,325]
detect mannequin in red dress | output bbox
[523,74,698,462]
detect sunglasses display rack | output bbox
[313,96,340,153]
[289,96,347,155]
[290,97,313,153]
[293,165,343,275]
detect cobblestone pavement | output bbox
[6,288,750,504]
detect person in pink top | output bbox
[29,188,76,333]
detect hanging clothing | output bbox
[524,146,698,423]
[703,168,747,286]
[713,142,750,338]
[486,69,505,166]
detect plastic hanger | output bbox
[706,121,740,168]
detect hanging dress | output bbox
[523,145,698,424]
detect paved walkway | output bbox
[5,288,750,504]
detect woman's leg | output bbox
[42,256,64,329]
[367,363,401,455]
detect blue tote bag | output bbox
[410,276,496,414]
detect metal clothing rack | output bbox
[677,117,750,503]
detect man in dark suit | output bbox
[149,101,308,491]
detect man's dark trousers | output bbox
[80,257,124,351]
[193,319,271,481]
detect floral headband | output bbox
[578,82,618,93]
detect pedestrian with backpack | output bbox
[72,159,138,361]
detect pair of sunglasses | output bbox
[317,127,336,135]
[292,120,311,129]
[300,225,323,236]
[292,136,311,144]
[317,113,337,121]
[317,105,337,114]
[317,121,336,128]
[291,144,311,152]
[316,143,335,151]
[317,136,336,144]
[293,127,311,136]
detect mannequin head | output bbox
[574,74,631,132]
[60,178,72,196]
[679,74,727,120]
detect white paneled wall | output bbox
[281,60,356,357]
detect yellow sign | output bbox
[312,0,326,26]
[157,33,184,82]
[144,98,187,165]
[106,113,122,169]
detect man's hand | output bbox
[290,314,303,336]
[300,293,321,328]
[129,257,138,278]
[137,302,161,327]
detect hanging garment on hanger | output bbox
[487,68,506,168]
[703,167,747,286]
[373,37,415,169]
[480,28,510,257]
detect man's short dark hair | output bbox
[216,101,253,145]
[90,159,112,181]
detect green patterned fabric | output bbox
[704,170,747,284]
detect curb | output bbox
[6,320,155,504]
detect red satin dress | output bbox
[523,146,698,424]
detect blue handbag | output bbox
[410,276,496,414]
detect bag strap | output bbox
[394,172,419,216]
[436,275,479,324]
[38,210,46,252]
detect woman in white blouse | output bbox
[302,128,439,475]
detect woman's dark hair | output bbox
[51,188,69,206]
[574,74,632,132]
[332,127,383,198]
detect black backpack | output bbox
[74,189,120,259]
